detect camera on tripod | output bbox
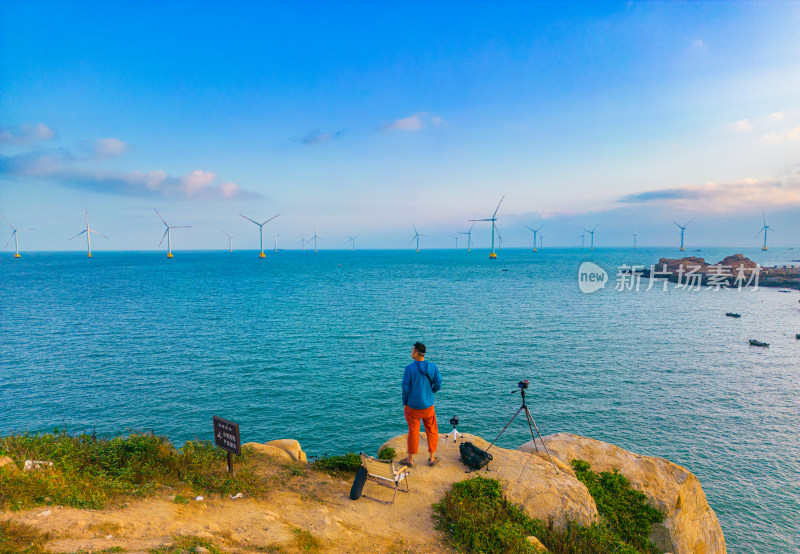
[486,379,559,474]
[448,415,462,442]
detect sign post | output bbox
[212,416,241,477]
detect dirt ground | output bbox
[1,438,458,554]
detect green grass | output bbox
[0,431,269,510]
[311,452,361,476]
[149,535,221,553]
[433,471,663,554]
[0,519,51,554]
[571,460,663,552]
[291,527,320,552]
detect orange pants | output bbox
[404,405,438,455]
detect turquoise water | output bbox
[1,247,799,552]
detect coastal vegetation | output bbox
[0,430,266,510]
[309,446,396,477]
[433,461,663,554]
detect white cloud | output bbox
[383,112,446,132]
[691,39,704,49]
[0,129,258,200]
[760,124,800,144]
[183,170,217,195]
[729,119,753,132]
[620,171,800,213]
[0,123,56,146]
[93,137,128,158]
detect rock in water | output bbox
[520,433,726,554]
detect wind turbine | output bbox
[673,220,690,251]
[458,223,475,253]
[756,211,773,251]
[69,209,108,258]
[299,234,306,252]
[469,195,505,259]
[2,214,34,258]
[524,224,545,252]
[539,233,543,249]
[222,231,239,253]
[410,224,426,252]
[346,234,359,251]
[584,225,598,251]
[633,231,638,249]
[240,213,280,258]
[452,235,459,249]
[273,234,279,253]
[578,233,585,249]
[155,209,190,258]
[308,227,325,252]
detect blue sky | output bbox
[1,1,799,251]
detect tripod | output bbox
[486,387,559,474]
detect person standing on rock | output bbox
[400,342,442,467]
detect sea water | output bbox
[1,247,798,552]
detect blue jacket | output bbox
[402,360,442,409]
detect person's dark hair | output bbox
[413,342,426,354]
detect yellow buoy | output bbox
[259,251,266,258]
[88,252,92,258]
[489,252,497,259]
[14,253,21,258]
[167,252,173,258]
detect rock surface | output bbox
[379,433,598,527]
[243,439,308,463]
[0,456,18,473]
[520,433,726,554]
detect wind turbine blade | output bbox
[1,214,14,230]
[468,218,492,222]
[492,195,505,218]
[754,229,764,238]
[413,224,418,234]
[536,224,545,232]
[90,230,110,239]
[154,208,168,227]
[69,230,87,240]
[261,213,280,225]
[223,231,231,238]
[592,224,599,232]
[524,225,534,232]
[409,237,416,245]
[159,229,169,246]
[172,226,191,229]
[5,231,15,248]
[239,213,261,226]
[685,220,692,227]
[763,211,766,227]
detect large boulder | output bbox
[379,433,597,527]
[0,456,19,474]
[520,433,726,554]
[243,439,308,463]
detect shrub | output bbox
[377,446,396,460]
[571,460,663,552]
[433,473,663,554]
[311,452,361,475]
[0,431,267,510]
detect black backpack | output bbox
[459,441,493,471]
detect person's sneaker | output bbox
[399,458,413,467]
[428,457,440,466]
